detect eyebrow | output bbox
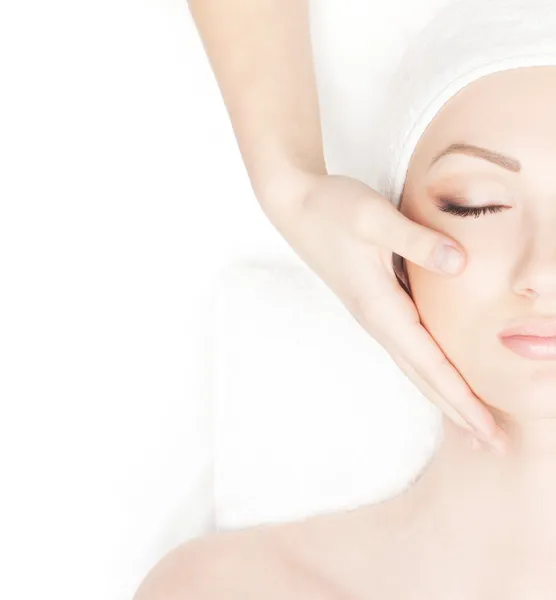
[428,143,521,173]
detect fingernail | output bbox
[435,244,463,274]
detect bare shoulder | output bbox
[133,518,343,600]
[134,503,396,600]
[268,502,400,595]
[191,502,394,599]
[190,519,350,599]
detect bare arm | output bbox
[187,0,327,209]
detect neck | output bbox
[402,415,556,545]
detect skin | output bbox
[392,65,556,583]
[134,65,556,599]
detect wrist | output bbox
[256,165,327,211]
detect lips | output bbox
[499,319,556,338]
[499,336,556,360]
[499,319,556,360]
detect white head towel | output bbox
[372,0,556,208]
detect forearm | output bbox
[187,0,327,206]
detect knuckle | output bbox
[399,225,425,260]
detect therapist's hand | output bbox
[261,171,509,456]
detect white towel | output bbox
[210,261,441,531]
[372,0,556,208]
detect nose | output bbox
[514,236,556,301]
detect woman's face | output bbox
[398,66,556,421]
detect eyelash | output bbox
[437,197,507,219]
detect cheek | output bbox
[405,264,472,356]
[405,262,524,416]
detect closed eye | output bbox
[436,196,510,219]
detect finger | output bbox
[389,348,487,451]
[353,196,466,276]
[467,434,484,451]
[378,319,500,442]
[384,346,477,433]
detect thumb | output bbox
[360,199,466,276]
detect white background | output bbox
[0,1,451,598]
